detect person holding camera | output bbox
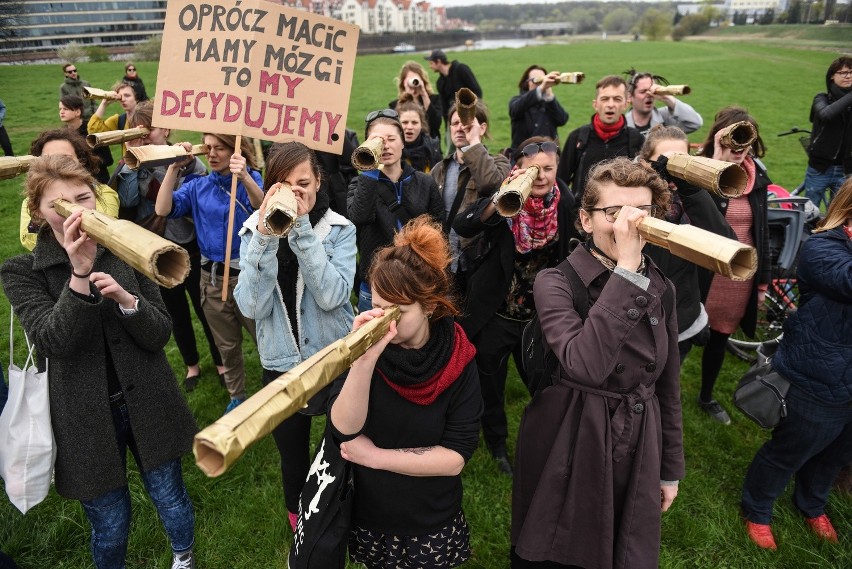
[509,66,569,151]
[389,61,443,148]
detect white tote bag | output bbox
[0,312,55,514]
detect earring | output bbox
[425,311,433,320]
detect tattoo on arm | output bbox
[395,446,435,455]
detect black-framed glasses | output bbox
[365,109,399,124]
[835,70,852,78]
[521,141,558,157]
[586,205,658,223]
[126,67,136,72]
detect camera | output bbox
[407,77,422,88]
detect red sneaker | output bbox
[805,514,838,543]
[745,521,778,550]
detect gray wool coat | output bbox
[1,229,197,502]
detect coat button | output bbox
[646,363,657,372]
[615,363,626,374]
[635,296,648,307]
[633,403,645,414]
[649,317,659,326]
[627,308,640,320]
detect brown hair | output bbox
[396,96,430,136]
[30,129,102,177]
[395,61,434,97]
[25,154,98,221]
[366,117,404,141]
[446,99,491,139]
[699,106,766,159]
[828,56,852,78]
[202,133,259,170]
[131,100,154,129]
[125,61,137,72]
[518,65,546,92]
[62,63,75,72]
[815,176,852,233]
[596,75,628,94]
[60,95,85,112]
[368,215,458,320]
[112,81,137,98]
[581,157,670,215]
[640,124,689,161]
[264,141,322,188]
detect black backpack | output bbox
[521,258,673,396]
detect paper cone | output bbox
[263,184,298,236]
[493,166,540,217]
[87,127,150,149]
[455,88,477,125]
[125,144,209,170]
[53,199,190,288]
[718,121,757,152]
[664,153,747,198]
[193,306,401,477]
[639,216,757,281]
[654,85,691,96]
[82,86,121,101]
[351,136,384,171]
[532,72,585,85]
[0,155,35,181]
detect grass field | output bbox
[1,39,851,568]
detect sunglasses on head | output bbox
[521,141,558,157]
[365,109,399,123]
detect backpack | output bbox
[521,257,674,396]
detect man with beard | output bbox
[558,75,644,202]
[625,70,703,137]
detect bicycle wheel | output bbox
[726,278,798,362]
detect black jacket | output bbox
[509,88,569,149]
[390,94,443,143]
[436,61,483,123]
[807,69,852,173]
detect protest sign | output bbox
[154,0,359,153]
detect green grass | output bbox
[1,40,851,568]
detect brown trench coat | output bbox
[512,246,685,569]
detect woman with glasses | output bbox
[509,65,569,151]
[640,125,735,362]
[453,136,574,475]
[116,101,223,392]
[121,62,148,102]
[347,108,444,313]
[329,216,482,569]
[696,106,772,425]
[512,157,683,569]
[155,134,264,414]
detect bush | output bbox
[672,13,711,41]
[134,35,162,61]
[56,41,86,63]
[638,8,672,40]
[85,45,110,62]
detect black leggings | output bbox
[699,328,731,402]
[262,368,314,514]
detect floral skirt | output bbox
[349,510,471,569]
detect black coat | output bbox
[807,68,852,173]
[509,88,569,149]
[436,61,482,123]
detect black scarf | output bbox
[403,134,434,173]
[276,190,331,342]
[829,82,852,102]
[376,317,454,386]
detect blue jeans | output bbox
[81,402,194,569]
[741,385,852,524]
[357,281,372,314]
[804,165,846,209]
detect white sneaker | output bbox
[172,551,195,569]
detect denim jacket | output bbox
[235,208,356,373]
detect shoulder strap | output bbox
[557,258,590,321]
[118,113,127,130]
[373,178,411,230]
[576,124,591,153]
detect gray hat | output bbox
[424,49,447,62]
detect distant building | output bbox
[338,0,439,33]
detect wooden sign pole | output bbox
[220,134,242,301]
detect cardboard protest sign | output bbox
[154,0,359,153]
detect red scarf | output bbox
[593,114,625,142]
[379,323,476,405]
[844,225,852,240]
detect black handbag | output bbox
[733,340,791,429]
[288,429,354,569]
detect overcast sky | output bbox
[435,0,566,6]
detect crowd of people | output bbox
[0,52,849,569]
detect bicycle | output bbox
[725,192,820,362]
[776,126,812,197]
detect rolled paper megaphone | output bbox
[82,86,121,101]
[351,136,384,171]
[124,144,210,170]
[0,155,35,181]
[619,211,756,281]
[492,166,540,217]
[52,199,190,288]
[533,72,585,85]
[653,84,691,96]
[718,120,757,152]
[663,153,747,198]
[455,87,477,125]
[262,184,298,237]
[87,127,150,149]
[193,306,401,477]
